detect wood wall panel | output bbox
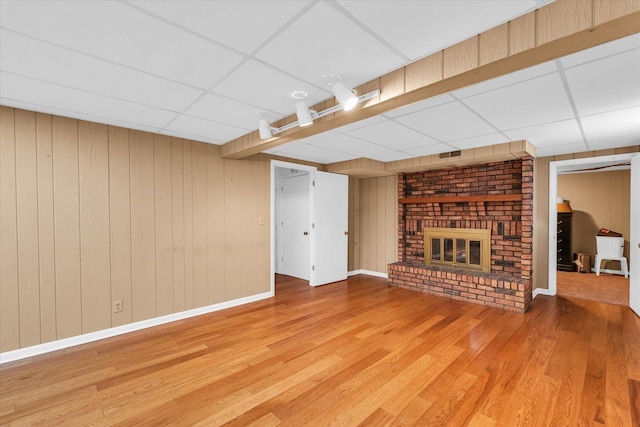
[0,107,20,350]
[129,131,156,322]
[52,116,82,339]
[207,144,225,304]
[594,0,640,24]
[154,135,173,316]
[0,107,277,353]
[15,110,40,347]
[191,142,208,305]
[537,0,592,45]
[351,175,398,274]
[480,23,509,66]
[182,140,194,310]
[108,127,132,326]
[35,113,56,342]
[443,37,479,79]
[171,138,185,313]
[78,121,111,333]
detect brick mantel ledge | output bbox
[388,262,532,313]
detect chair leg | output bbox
[594,255,601,276]
[621,258,629,279]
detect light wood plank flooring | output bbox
[1,274,639,426]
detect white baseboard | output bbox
[0,291,274,365]
[533,288,554,298]
[348,269,388,279]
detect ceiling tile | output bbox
[0,0,244,88]
[564,49,640,117]
[159,129,222,145]
[213,60,330,115]
[0,72,177,129]
[312,134,393,156]
[404,143,455,157]
[366,151,413,162]
[254,1,405,88]
[347,120,439,150]
[163,115,248,144]
[463,73,575,130]
[337,0,542,60]
[382,94,455,118]
[277,144,357,164]
[560,33,640,68]
[588,134,640,150]
[0,30,202,112]
[333,115,387,134]
[183,93,280,130]
[505,120,584,148]
[130,0,311,54]
[581,106,640,142]
[395,101,495,142]
[536,142,588,158]
[452,61,557,99]
[448,133,510,150]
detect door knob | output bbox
[303,231,308,235]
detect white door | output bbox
[280,174,310,280]
[313,171,348,286]
[630,154,639,316]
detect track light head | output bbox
[332,81,358,111]
[258,118,272,139]
[295,101,314,127]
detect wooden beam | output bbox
[221,3,640,160]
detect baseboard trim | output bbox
[348,269,388,279]
[533,288,554,298]
[0,291,274,365]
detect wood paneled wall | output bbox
[558,170,631,265]
[0,107,270,352]
[348,175,398,274]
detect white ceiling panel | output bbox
[463,73,575,130]
[382,94,455,119]
[183,93,279,131]
[588,134,640,150]
[404,143,456,157]
[0,0,244,88]
[560,33,640,68]
[395,101,495,142]
[0,72,177,128]
[276,143,357,164]
[346,121,439,150]
[337,0,543,60]
[163,115,248,144]
[130,0,311,55]
[452,61,557,99]
[581,106,640,142]
[564,49,640,117]
[0,29,202,112]
[255,1,405,88]
[333,115,387,134]
[448,133,510,150]
[505,120,584,148]
[536,142,589,158]
[366,151,414,162]
[313,134,393,157]
[213,60,331,115]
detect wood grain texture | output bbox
[1,275,638,426]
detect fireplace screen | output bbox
[425,227,491,272]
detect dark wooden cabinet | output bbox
[557,212,572,271]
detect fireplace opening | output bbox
[424,227,491,273]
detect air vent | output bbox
[439,150,462,159]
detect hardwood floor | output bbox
[1,274,639,426]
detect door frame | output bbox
[271,160,317,292]
[546,153,637,296]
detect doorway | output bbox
[548,153,639,315]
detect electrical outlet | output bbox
[113,300,123,313]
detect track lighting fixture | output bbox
[258,118,272,139]
[331,81,358,111]
[295,101,314,127]
[256,86,380,140]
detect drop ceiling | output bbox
[1,0,639,165]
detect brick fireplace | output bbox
[388,158,534,312]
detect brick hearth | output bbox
[389,158,534,312]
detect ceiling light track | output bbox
[258,88,380,140]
